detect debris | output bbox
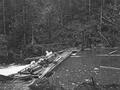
[94,67,99,71]
[72,53,77,56]
[100,66,120,70]
[93,67,99,74]
[0,49,73,89]
[84,79,91,82]
[108,50,118,55]
[46,51,53,56]
[66,69,69,72]
[27,50,72,86]
[72,82,76,85]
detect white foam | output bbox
[0,65,29,76]
[46,51,53,56]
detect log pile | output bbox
[9,49,74,86]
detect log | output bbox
[28,50,72,86]
[7,49,73,86]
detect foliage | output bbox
[0,0,120,63]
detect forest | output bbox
[0,0,120,64]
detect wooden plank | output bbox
[100,66,120,70]
[9,49,73,86]
[28,50,72,86]
[18,53,55,74]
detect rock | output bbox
[66,69,69,72]
[72,83,76,85]
[84,79,91,82]
[93,67,99,71]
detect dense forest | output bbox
[0,0,120,64]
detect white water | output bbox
[0,51,53,76]
[0,65,30,76]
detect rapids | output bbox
[0,64,30,76]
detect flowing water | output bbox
[0,65,30,76]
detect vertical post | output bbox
[114,0,117,10]
[23,0,26,46]
[21,0,26,58]
[81,31,85,51]
[3,0,6,34]
[69,0,72,8]
[23,33,26,46]
[59,0,63,25]
[3,0,9,59]
[31,25,34,45]
[100,0,103,32]
[89,0,91,15]
[20,50,23,59]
